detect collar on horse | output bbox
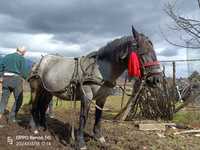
[73,56,116,89]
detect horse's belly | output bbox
[54,92,71,100]
[53,91,81,101]
[42,60,75,92]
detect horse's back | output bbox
[37,55,75,92]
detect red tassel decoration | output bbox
[128,51,141,78]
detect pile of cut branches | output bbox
[115,77,176,121]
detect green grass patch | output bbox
[5,92,79,110]
[6,92,31,110]
[173,111,200,125]
[5,93,130,120]
[4,92,200,126]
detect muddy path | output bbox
[0,110,199,150]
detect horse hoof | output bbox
[42,127,47,131]
[76,140,87,150]
[98,136,106,144]
[80,146,87,150]
[93,133,106,144]
[34,130,39,134]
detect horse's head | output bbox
[119,27,161,87]
[132,27,161,87]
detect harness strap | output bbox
[143,61,160,67]
[80,84,110,111]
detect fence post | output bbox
[172,61,176,87]
[172,61,176,111]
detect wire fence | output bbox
[160,59,200,106]
[160,59,200,78]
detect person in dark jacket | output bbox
[0,47,29,122]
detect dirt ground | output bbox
[0,109,200,150]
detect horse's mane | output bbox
[86,34,153,61]
[97,36,133,60]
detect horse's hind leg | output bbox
[29,78,42,134]
[93,96,107,144]
[29,89,40,134]
[77,86,92,150]
[38,91,53,130]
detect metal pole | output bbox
[172,61,176,110]
[186,41,190,77]
[172,61,176,89]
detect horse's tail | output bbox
[27,55,46,82]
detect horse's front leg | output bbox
[77,86,92,150]
[93,97,107,144]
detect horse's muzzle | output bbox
[146,76,161,87]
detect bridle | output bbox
[130,40,162,79]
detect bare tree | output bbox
[163,1,200,49]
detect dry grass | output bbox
[4,92,200,127]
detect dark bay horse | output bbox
[28,27,161,150]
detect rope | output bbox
[70,58,79,141]
[70,83,77,141]
[80,84,108,111]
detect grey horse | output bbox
[28,27,161,150]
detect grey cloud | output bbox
[158,48,179,57]
[0,0,169,35]
[0,0,198,59]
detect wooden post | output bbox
[162,65,165,76]
[114,80,145,121]
[120,75,128,110]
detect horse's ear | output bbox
[132,25,139,41]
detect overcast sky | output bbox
[0,0,199,76]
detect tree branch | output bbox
[163,2,200,48]
[160,29,200,49]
